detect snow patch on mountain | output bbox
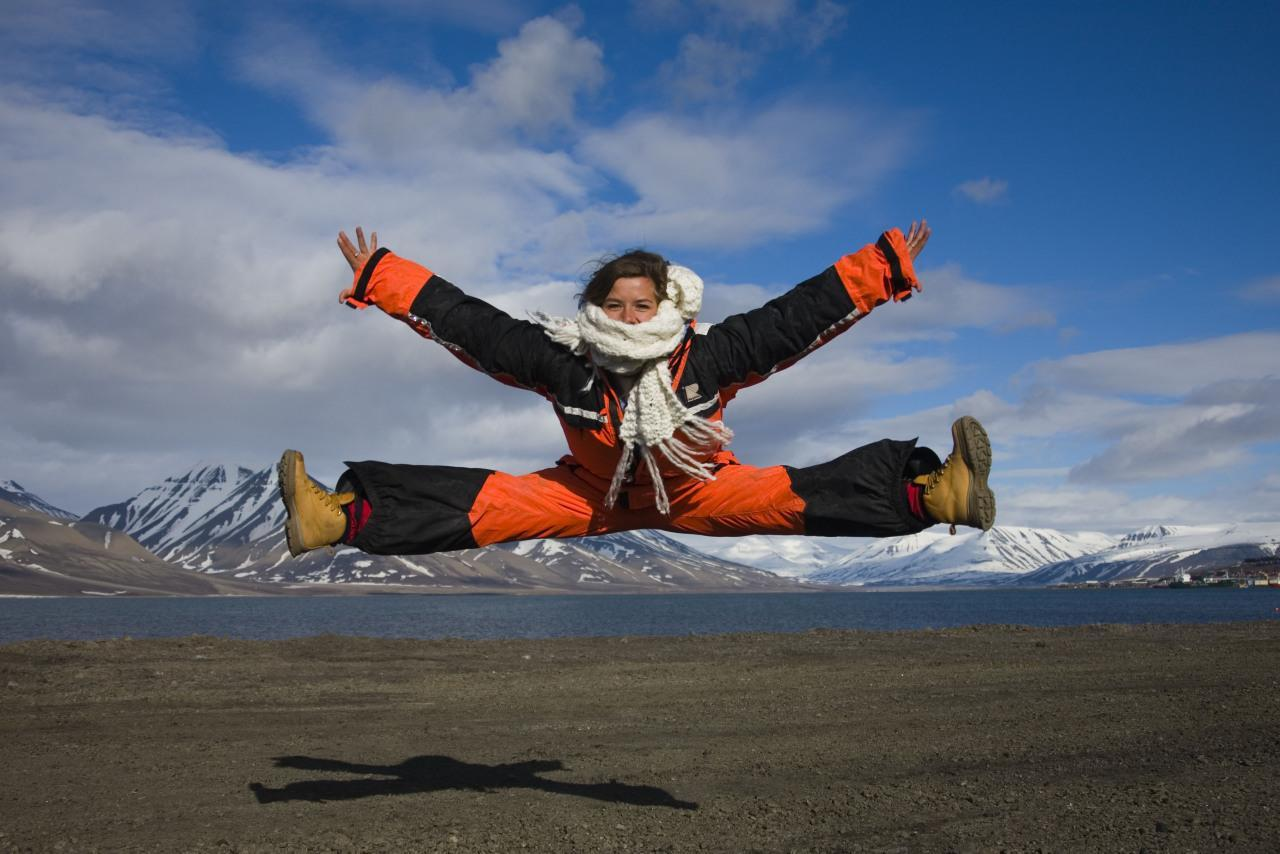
[670,533,855,577]
[809,526,1117,587]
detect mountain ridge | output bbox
[1,480,78,520]
[11,467,1280,591]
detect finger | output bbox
[337,233,356,264]
[370,231,378,252]
[356,226,367,254]
[910,221,931,260]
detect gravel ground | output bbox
[1,621,1277,853]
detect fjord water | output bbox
[1,588,1277,644]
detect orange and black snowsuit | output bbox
[337,229,935,556]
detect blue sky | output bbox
[1,0,1277,533]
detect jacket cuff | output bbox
[833,228,922,315]
[343,249,435,319]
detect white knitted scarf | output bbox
[532,265,733,514]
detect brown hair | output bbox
[579,249,668,308]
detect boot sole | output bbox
[277,449,305,557]
[953,417,996,531]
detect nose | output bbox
[622,306,641,324]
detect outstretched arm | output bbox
[332,226,592,400]
[700,222,929,400]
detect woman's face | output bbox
[601,276,659,324]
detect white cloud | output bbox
[1067,379,1280,483]
[643,0,848,98]
[796,0,848,49]
[1023,331,1280,397]
[954,177,1008,204]
[658,34,758,101]
[994,469,1280,533]
[961,335,1280,485]
[1239,273,1280,302]
[699,0,797,28]
[236,15,604,159]
[0,0,198,60]
[578,101,915,247]
[0,0,202,124]
[6,314,121,362]
[992,483,1199,533]
[721,346,956,467]
[696,281,774,322]
[695,0,847,42]
[857,263,1055,343]
[468,16,606,133]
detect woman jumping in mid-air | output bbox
[279,222,995,557]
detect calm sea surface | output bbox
[1,588,1277,644]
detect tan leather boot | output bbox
[914,416,996,532]
[277,449,355,556]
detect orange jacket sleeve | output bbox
[832,228,921,316]
[342,248,434,320]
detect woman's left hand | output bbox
[905,219,931,261]
[337,226,378,305]
[338,226,378,274]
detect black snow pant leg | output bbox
[337,460,494,555]
[784,438,930,537]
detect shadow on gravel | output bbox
[249,754,698,810]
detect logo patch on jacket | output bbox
[683,383,700,402]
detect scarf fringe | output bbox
[603,442,634,511]
[600,415,735,515]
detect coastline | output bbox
[2,621,1277,852]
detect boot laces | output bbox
[924,453,956,492]
[304,476,342,512]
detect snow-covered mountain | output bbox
[670,534,854,577]
[499,530,789,589]
[0,480,77,520]
[83,463,261,558]
[808,526,1118,587]
[706,523,1278,587]
[30,464,1280,592]
[1014,523,1280,585]
[80,463,795,591]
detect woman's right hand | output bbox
[337,226,378,303]
[904,219,930,261]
